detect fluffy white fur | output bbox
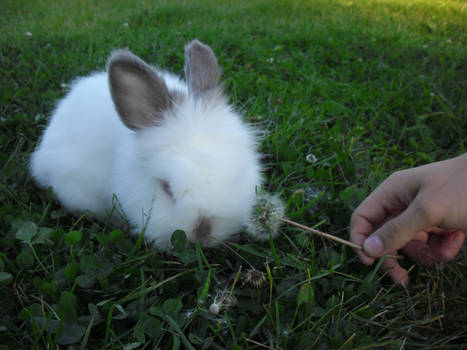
[30,40,263,248]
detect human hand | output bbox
[350,153,467,285]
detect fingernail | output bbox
[364,235,384,256]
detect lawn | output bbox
[1,0,466,348]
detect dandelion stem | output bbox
[279,217,403,260]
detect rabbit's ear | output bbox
[108,50,172,130]
[184,40,221,96]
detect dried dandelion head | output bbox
[241,268,267,289]
[246,192,285,239]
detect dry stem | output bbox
[280,217,403,260]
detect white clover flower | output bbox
[305,153,317,164]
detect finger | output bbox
[423,230,465,262]
[351,171,421,260]
[356,247,375,266]
[425,226,456,235]
[363,197,438,257]
[399,231,432,265]
[350,216,375,265]
[400,240,434,266]
[351,170,421,230]
[414,230,429,242]
[380,257,409,286]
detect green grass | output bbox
[1,0,466,348]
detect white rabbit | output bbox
[30,40,264,248]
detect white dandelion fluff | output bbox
[246,192,285,239]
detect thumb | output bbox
[363,200,436,257]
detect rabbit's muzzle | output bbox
[192,217,212,241]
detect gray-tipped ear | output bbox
[184,40,221,96]
[108,50,172,131]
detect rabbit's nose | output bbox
[193,217,212,240]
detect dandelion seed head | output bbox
[247,192,285,239]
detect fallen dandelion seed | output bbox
[209,303,220,314]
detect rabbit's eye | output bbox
[160,180,174,199]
